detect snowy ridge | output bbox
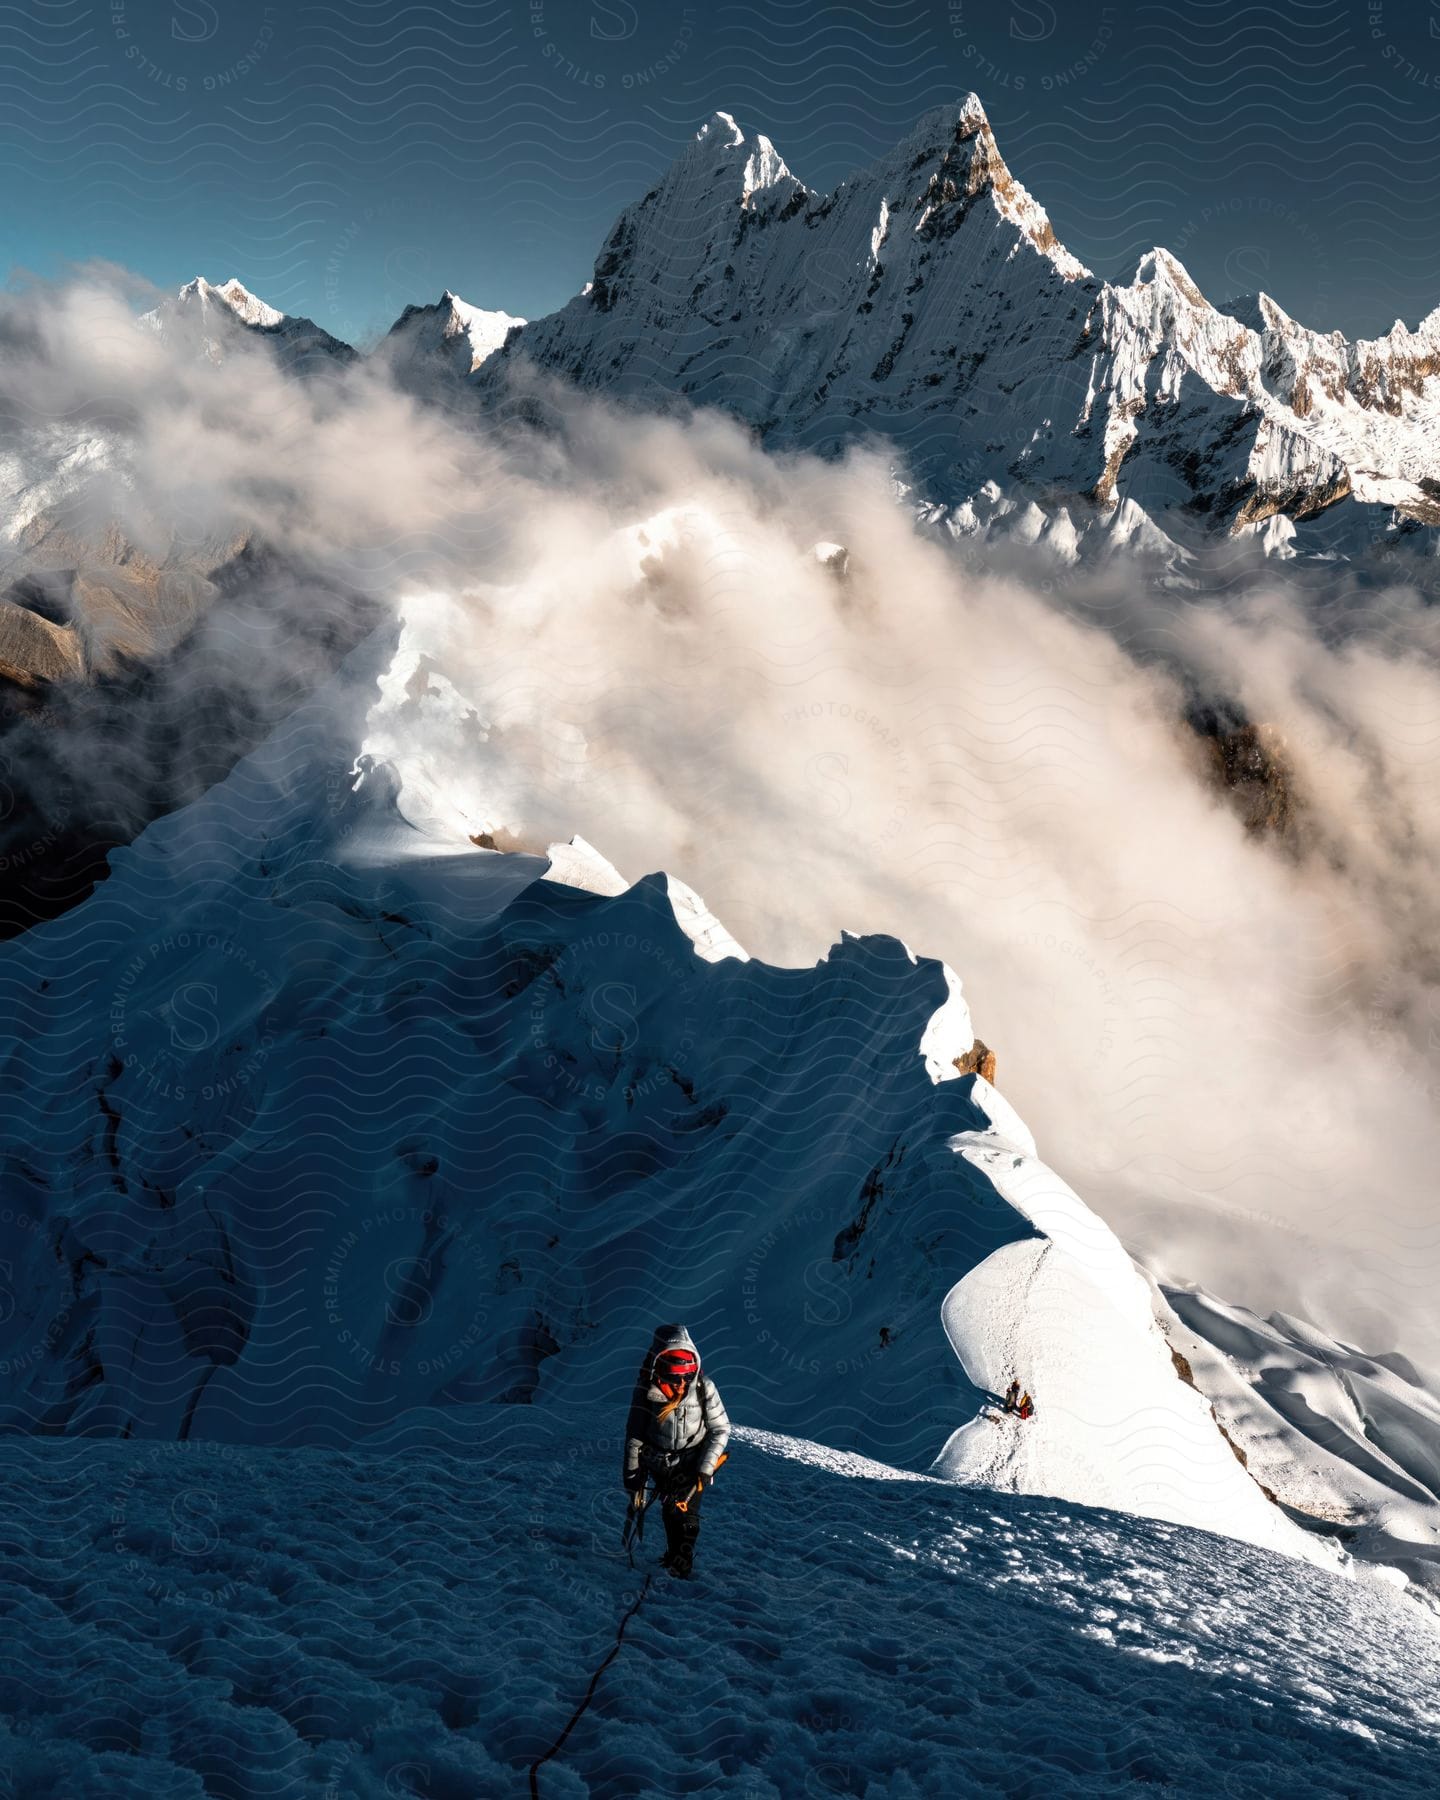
[932,1093,1331,1565]
[0,610,1400,1591]
[1152,1280,1440,1589]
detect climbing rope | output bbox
[527,1572,655,1799]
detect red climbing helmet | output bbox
[655,1346,699,1384]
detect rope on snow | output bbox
[527,1571,656,1798]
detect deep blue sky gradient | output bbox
[3,0,1439,343]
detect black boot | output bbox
[661,1488,701,1578]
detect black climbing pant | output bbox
[659,1480,702,1569]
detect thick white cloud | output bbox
[5,271,1439,1373]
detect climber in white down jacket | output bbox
[622,1323,730,1578]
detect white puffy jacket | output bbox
[622,1323,731,1487]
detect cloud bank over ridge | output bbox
[4,270,1440,1369]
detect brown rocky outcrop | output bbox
[953,1038,998,1083]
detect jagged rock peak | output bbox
[668,107,799,209]
[1131,248,1211,310]
[880,94,1089,279]
[380,289,524,382]
[694,109,746,151]
[887,92,992,166]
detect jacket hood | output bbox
[644,1322,701,1376]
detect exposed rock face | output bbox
[1189,710,1300,841]
[953,1039,998,1084]
[1166,1342,1280,1508]
[0,539,383,940]
[1,532,238,694]
[480,100,1440,551]
[0,594,83,688]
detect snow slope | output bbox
[1152,1279,1440,1588]
[935,1237,1297,1554]
[0,1418,1436,1798]
[0,615,1356,1580]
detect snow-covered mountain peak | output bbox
[694,108,745,150]
[145,275,356,373]
[873,93,1090,282]
[210,275,284,327]
[379,289,524,392]
[1131,246,1210,309]
[897,90,991,148]
[1218,290,1298,335]
[174,275,286,328]
[664,106,800,212]
[867,92,994,198]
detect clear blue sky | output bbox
[4,1,1438,343]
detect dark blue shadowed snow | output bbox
[0,1418,1437,1799]
[0,619,1404,1574]
[0,629,1021,1463]
[0,621,1434,1800]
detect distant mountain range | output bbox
[3,96,1438,931]
[148,96,1440,564]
